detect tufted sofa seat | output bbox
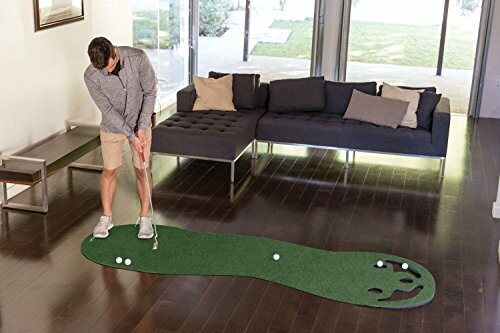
[152,108,265,161]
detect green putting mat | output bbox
[81,225,435,309]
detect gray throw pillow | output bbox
[208,71,260,109]
[325,81,377,115]
[344,90,409,129]
[268,76,325,112]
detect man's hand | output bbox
[132,128,147,152]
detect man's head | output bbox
[87,37,118,72]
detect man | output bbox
[84,37,157,239]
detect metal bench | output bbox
[0,122,102,213]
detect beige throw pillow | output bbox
[192,75,236,111]
[343,90,409,129]
[381,82,423,128]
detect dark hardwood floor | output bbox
[1,115,499,332]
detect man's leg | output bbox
[93,131,124,238]
[130,127,154,239]
[134,166,151,217]
[101,168,117,217]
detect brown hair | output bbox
[87,37,116,69]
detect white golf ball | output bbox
[124,258,132,266]
[402,263,409,270]
[115,257,123,264]
[273,253,280,261]
[376,260,384,267]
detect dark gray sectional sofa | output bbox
[152,75,450,183]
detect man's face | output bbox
[103,52,118,73]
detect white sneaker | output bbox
[93,216,113,238]
[137,216,154,239]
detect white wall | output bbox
[479,0,500,118]
[0,0,132,156]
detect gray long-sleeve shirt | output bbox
[84,46,157,140]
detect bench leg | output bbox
[345,150,350,169]
[41,163,49,213]
[1,161,49,213]
[1,181,7,207]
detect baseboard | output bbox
[493,201,500,219]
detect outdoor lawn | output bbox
[251,19,478,70]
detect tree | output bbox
[457,0,480,16]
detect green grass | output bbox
[251,19,477,70]
[251,18,314,59]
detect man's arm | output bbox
[84,76,135,141]
[137,50,157,130]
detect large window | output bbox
[132,0,190,106]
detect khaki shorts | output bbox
[100,127,152,170]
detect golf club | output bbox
[141,149,159,250]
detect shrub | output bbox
[199,0,232,37]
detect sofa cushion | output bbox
[381,83,423,128]
[325,81,377,115]
[192,75,236,112]
[256,83,269,108]
[343,90,408,129]
[208,71,261,109]
[268,76,325,112]
[417,91,442,130]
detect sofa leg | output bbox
[176,156,180,167]
[229,183,235,202]
[230,161,235,183]
[251,139,258,159]
[345,150,349,169]
[267,143,274,154]
[440,158,446,178]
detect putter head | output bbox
[153,241,159,250]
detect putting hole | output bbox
[400,278,414,284]
[377,285,423,302]
[368,288,383,294]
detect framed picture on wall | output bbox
[34,0,84,31]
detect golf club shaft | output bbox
[141,150,158,246]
